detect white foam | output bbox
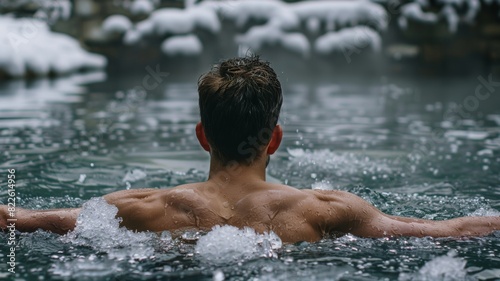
[398,251,468,281]
[469,207,500,217]
[61,197,156,260]
[195,225,282,264]
[286,149,394,179]
[122,169,147,183]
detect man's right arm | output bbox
[314,190,500,238]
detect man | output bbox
[1,56,499,243]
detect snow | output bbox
[201,0,298,29]
[290,0,388,31]
[441,4,459,33]
[236,25,310,57]
[161,34,203,56]
[399,0,483,33]
[130,0,154,15]
[122,6,220,46]
[99,0,387,57]
[314,26,382,55]
[0,16,106,77]
[398,3,438,30]
[1,0,72,21]
[102,15,132,35]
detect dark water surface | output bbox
[0,71,500,280]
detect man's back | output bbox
[103,182,339,242]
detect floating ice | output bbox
[61,197,155,260]
[161,34,203,56]
[195,225,282,264]
[398,251,469,281]
[0,16,106,77]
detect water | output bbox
[0,72,500,280]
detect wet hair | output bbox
[198,56,283,165]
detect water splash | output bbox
[61,197,156,260]
[195,225,282,264]
[398,250,471,281]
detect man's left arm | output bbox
[321,191,500,238]
[0,205,80,234]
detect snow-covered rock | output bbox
[102,15,133,35]
[314,26,382,55]
[236,25,310,57]
[122,6,220,46]
[0,16,106,77]
[99,0,388,58]
[398,3,439,30]
[290,0,388,31]
[130,0,155,15]
[201,0,298,29]
[399,0,483,33]
[161,34,203,56]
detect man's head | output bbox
[197,56,283,166]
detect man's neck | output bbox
[207,156,268,186]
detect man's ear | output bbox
[196,122,210,152]
[267,125,283,155]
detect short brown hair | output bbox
[198,56,283,165]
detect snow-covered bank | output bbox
[0,16,106,78]
[101,0,387,58]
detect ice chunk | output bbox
[102,15,133,35]
[161,34,203,56]
[314,26,381,55]
[195,225,282,264]
[398,251,468,281]
[61,197,155,260]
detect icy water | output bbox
[1,72,500,281]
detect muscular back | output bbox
[103,183,350,242]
